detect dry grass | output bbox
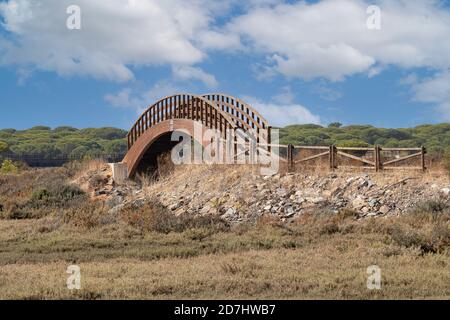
[0,163,449,299]
[0,203,449,299]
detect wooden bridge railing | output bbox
[127,93,271,150]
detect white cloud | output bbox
[242,96,321,127]
[106,83,321,127]
[3,0,450,86]
[3,0,450,123]
[196,30,241,51]
[272,44,374,82]
[104,81,184,113]
[312,82,343,102]
[399,73,418,86]
[228,0,450,81]
[140,81,183,108]
[0,0,221,81]
[172,65,218,88]
[104,88,140,109]
[272,86,294,104]
[411,71,450,120]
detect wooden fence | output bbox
[277,144,427,172]
[0,145,427,172]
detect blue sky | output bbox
[1,0,450,130]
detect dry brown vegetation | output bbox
[0,163,449,299]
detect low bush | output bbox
[29,183,86,208]
[412,198,450,215]
[89,174,107,188]
[121,202,229,234]
[390,226,430,252]
[59,202,106,229]
[0,169,86,220]
[444,149,450,172]
[0,159,19,175]
[389,200,450,254]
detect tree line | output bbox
[279,122,450,155]
[0,126,127,159]
[0,123,449,159]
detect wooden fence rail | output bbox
[280,144,426,172]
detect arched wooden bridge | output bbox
[122,93,271,177]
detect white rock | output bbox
[108,204,124,215]
[352,196,366,209]
[311,197,325,204]
[276,188,287,197]
[285,206,294,215]
[366,212,379,217]
[200,204,211,214]
[379,205,390,214]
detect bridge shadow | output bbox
[135,132,180,178]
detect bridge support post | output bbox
[110,162,128,184]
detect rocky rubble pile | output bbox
[80,164,450,223]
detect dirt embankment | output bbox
[74,162,450,223]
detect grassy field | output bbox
[1,210,449,299]
[0,165,449,299]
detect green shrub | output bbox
[31,189,51,201]
[336,139,370,148]
[0,159,19,175]
[0,141,8,153]
[31,184,85,203]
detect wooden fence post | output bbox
[374,145,380,172]
[287,144,294,172]
[421,146,427,172]
[329,145,336,171]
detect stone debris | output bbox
[76,164,450,223]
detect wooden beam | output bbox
[382,152,422,166]
[294,146,329,150]
[337,151,375,166]
[295,151,330,164]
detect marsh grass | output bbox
[0,207,449,299]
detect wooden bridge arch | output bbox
[122,93,270,177]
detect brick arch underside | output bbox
[122,119,212,177]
